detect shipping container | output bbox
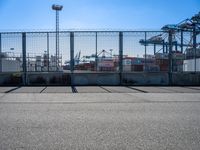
[144,65,160,72]
[155,53,168,59]
[159,65,168,72]
[123,65,131,72]
[2,59,21,72]
[131,65,143,72]
[183,58,200,71]
[156,59,169,65]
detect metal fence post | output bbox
[144,32,147,72]
[70,32,74,85]
[47,32,50,72]
[166,44,168,53]
[119,32,123,85]
[22,32,27,85]
[193,27,197,72]
[175,41,178,52]
[162,40,165,53]
[181,30,183,53]
[154,44,156,54]
[95,32,98,71]
[0,33,2,73]
[168,31,173,85]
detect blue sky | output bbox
[0,0,199,30]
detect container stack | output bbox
[36,56,42,72]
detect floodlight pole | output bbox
[52,4,63,71]
[56,10,59,69]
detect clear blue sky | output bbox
[0,0,199,31]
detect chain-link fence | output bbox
[0,30,199,75]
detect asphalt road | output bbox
[0,86,200,93]
[0,89,200,149]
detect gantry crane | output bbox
[139,12,200,55]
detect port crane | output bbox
[139,12,200,54]
[97,49,113,58]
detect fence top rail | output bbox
[0,30,168,34]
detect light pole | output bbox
[52,4,63,71]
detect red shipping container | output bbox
[160,65,168,72]
[132,65,143,72]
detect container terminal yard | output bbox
[0,12,200,86]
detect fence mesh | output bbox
[1,33,22,72]
[0,30,199,73]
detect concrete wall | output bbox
[0,73,22,85]
[72,73,120,85]
[0,73,12,85]
[27,72,71,85]
[172,72,200,85]
[122,72,169,85]
[0,72,200,86]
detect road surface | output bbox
[0,86,200,149]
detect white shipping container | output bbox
[51,56,57,62]
[123,59,132,65]
[50,66,57,71]
[36,66,42,72]
[28,66,35,72]
[36,61,42,66]
[42,67,48,72]
[50,62,57,66]
[27,61,35,71]
[183,58,200,71]
[123,65,131,72]
[58,67,63,71]
[36,56,42,61]
[2,59,21,72]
